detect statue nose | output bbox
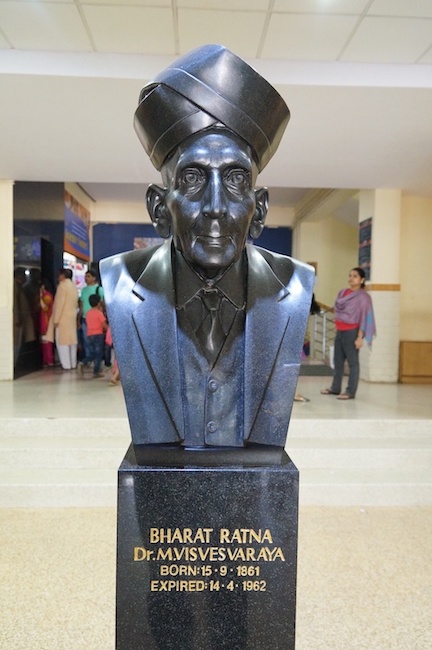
[202,172,227,219]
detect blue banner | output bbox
[64,190,90,261]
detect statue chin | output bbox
[186,239,238,278]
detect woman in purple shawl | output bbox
[321,267,376,400]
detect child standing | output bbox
[77,294,107,378]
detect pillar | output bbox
[358,189,401,382]
[0,180,14,381]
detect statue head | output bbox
[134,44,290,280]
[146,128,270,280]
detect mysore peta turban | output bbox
[134,44,290,172]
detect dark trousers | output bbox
[104,343,112,367]
[330,328,360,397]
[79,318,90,361]
[82,334,104,375]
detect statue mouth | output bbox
[197,235,231,246]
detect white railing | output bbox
[309,309,336,366]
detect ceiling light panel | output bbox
[341,16,432,63]
[262,14,359,60]
[177,0,268,9]
[368,0,432,19]
[82,5,175,54]
[178,9,266,58]
[0,1,92,51]
[273,0,370,13]
[83,0,170,5]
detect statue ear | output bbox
[249,187,268,239]
[146,184,171,238]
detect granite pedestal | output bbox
[116,445,299,650]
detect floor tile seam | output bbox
[1,468,431,481]
[0,429,130,438]
[0,438,129,448]
[0,469,117,483]
[287,439,432,448]
[1,437,431,447]
[300,468,432,481]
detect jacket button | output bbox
[208,379,218,393]
[206,421,218,433]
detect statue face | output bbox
[159,130,264,279]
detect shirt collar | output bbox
[174,246,246,309]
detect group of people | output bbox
[37,268,120,385]
[46,263,375,397]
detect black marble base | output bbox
[116,445,299,650]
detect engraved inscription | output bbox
[133,526,286,594]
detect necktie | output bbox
[196,289,225,364]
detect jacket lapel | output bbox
[244,246,291,438]
[131,243,184,437]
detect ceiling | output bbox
[1,0,432,216]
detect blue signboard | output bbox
[64,190,90,261]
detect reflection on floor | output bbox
[1,364,431,422]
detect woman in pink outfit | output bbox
[321,267,376,400]
[39,280,54,366]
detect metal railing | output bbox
[309,309,336,366]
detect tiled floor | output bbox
[0,506,431,649]
[1,369,431,649]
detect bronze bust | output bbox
[100,45,314,448]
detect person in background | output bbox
[13,268,36,365]
[78,269,104,361]
[47,269,79,370]
[108,360,121,386]
[77,293,107,378]
[321,267,376,400]
[39,279,54,367]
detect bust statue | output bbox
[100,44,314,449]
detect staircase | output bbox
[0,417,129,508]
[287,418,432,506]
[1,415,431,508]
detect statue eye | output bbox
[180,168,205,190]
[224,169,251,191]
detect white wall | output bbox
[295,215,358,308]
[265,204,295,227]
[92,200,148,224]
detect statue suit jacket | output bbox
[100,241,314,447]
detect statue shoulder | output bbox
[100,245,162,285]
[100,244,166,305]
[250,245,314,289]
